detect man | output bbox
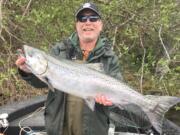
[15,2,123,135]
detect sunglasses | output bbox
[77,15,100,22]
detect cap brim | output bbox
[75,8,101,18]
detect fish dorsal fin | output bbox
[73,60,84,64]
[85,97,96,111]
[73,60,105,73]
[86,63,104,73]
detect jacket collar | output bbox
[69,32,110,62]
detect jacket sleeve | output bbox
[18,68,47,88]
[106,55,128,127]
[101,48,125,124]
[108,54,123,81]
[103,47,123,81]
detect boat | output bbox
[0,96,46,135]
[0,95,180,135]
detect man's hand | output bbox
[15,50,31,73]
[95,94,113,106]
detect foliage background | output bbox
[0,0,179,105]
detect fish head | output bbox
[23,45,48,75]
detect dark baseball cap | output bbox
[75,2,101,18]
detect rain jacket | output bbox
[19,32,123,135]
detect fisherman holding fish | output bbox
[15,2,123,135]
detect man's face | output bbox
[76,10,103,43]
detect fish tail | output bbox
[146,96,180,134]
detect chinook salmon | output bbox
[23,45,180,134]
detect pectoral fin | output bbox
[42,76,55,92]
[47,82,55,92]
[85,97,96,111]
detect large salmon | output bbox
[23,45,180,134]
